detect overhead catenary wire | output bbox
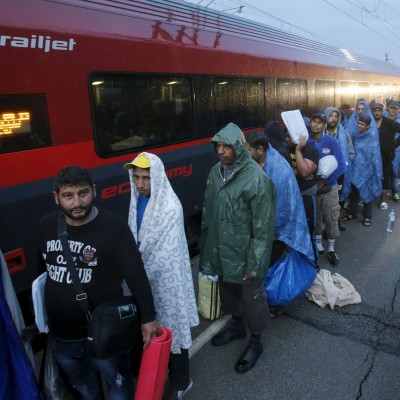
[188,0,400,63]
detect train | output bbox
[2,0,400,323]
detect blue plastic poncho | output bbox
[264,144,315,264]
[351,126,382,203]
[346,99,377,140]
[0,251,40,400]
[346,99,382,203]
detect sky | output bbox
[184,0,400,66]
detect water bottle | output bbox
[387,209,395,233]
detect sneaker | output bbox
[327,251,339,267]
[177,378,193,400]
[380,202,389,210]
[393,193,400,203]
[163,378,193,400]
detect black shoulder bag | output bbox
[58,213,141,359]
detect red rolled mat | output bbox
[134,326,173,400]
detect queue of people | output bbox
[28,97,400,399]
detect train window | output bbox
[276,79,307,116]
[212,77,265,131]
[372,83,383,103]
[90,74,194,157]
[383,83,390,104]
[0,94,51,154]
[315,80,335,112]
[193,76,215,137]
[265,78,277,120]
[339,81,355,108]
[391,84,398,101]
[356,82,369,102]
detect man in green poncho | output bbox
[200,122,276,374]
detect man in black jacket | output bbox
[37,166,158,400]
[371,102,400,208]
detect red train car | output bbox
[1,0,400,317]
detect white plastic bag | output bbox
[317,155,338,179]
[32,272,49,333]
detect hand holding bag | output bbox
[39,335,77,400]
[58,214,141,359]
[264,248,317,306]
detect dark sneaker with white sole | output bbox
[163,378,193,400]
[327,251,339,267]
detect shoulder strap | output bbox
[57,214,92,320]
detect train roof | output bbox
[2,0,400,77]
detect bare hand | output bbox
[296,136,307,150]
[243,273,255,281]
[141,320,159,349]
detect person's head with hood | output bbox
[357,113,371,134]
[356,99,366,115]
[325,107,341,134]
[211,122,249,168]
[264,121,285,145]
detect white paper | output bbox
[281,110,309,144]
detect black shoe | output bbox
[327,251,339,267]
[338,219,347,231]
[235,338,263,374]
[211,320,246,347]
[163,378,193,400]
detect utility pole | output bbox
[385,53,393,62]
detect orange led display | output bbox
[0,111,31,135]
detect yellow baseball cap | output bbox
[123,153,150,169]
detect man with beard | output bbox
[37,166,158,400]
[200,123,275,374]
[308,112,344,267]
[371,102,400,208]
[324,107,354,230]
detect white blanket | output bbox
[306,269,361,309]
[127,152,199,353]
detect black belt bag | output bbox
[86,295,140,359]
[317,185,333,195]
[58,214,141,359]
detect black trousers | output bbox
[302,193,318,265]
[219,278,269,332]
[168,349,189,390]
[349,185,373,219]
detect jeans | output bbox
[52,337,135,400]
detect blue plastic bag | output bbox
[264,248,317,306]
